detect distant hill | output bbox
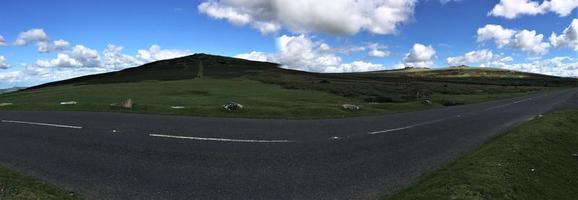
[0,87,25,94]
[3,54,576,119]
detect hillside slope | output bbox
[2,54,576,119]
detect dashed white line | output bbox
[1,120,83,129]
[149,134,295,143]
[369,97,535,135]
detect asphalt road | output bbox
[1,88,577,200]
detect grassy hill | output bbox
[0,54,576,119]
[0,87,26,94]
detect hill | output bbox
[0,87,26,94]
[1,54,576,119]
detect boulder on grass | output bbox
[422,100,432,105]
[60,101,78,105]
[0,103,13,107]
[342,104,360,111]
[111,98,134,109]
[223,102,243,111]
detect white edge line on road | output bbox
[149,134,295,143]
[1,120,83,129]
[369,97,536,135]
[369,117,449,135]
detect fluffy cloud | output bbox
[550,19,578,51]
[0,44,191,87]
[489,0,578,19]
[14,29,49,46]
[0,35,6,46]
[33,44,189,71]
[13,29,71,53]
[235,51,270,62]
[477,24,516,48]
[36,45,100,68]
[511,30,550,55]
[235,34,384,72]
[199,0,417,35]
[325,61,384,73]
[447,49,494,66]
[367,43,390,58]
[53,39,70,51]
[477,24,550,55]
[403,43,436,67]
[136,45,191,62]
[483,56,578,77]
[0,56,8,69]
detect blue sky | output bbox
[0,0,577,89]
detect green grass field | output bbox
[0,77,543,119]
[0,165,82,200]
[388,109,578,200]
[0,54,576,119]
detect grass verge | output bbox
[0,78,542,119]
[0,165,82,200]
[387,109,578,200]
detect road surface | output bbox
[1,88,577,200]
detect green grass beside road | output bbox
[0,165,82,200]
[0,78,538,119]
[388,109,578,200]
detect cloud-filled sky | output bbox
[0,0,577,89]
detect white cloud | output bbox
[13,29,70,53]
[235,51,270,62]
[477,24,550,55]
[198,0,417,35]
[275,34,342,71]
[447,49,494,66]
[0,35,6,46]
[325,61,383,73]
[34,44,189,70]
[36,45,100,68]
[367,43,390,58]
[511,29,550,55]
[0,56,8,69]
[489,0,578,19]
[550,19,578,51]
[235,34,384,72]
[483,56,578,77]
[53,39,70,51]
[403,43,436,67]
[0,71,24,83]
[0,44,192,87]
[136,44,191,62]
[477,24,516,48]
[14,29,49,46]
[368,49,389,58]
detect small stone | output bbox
[0,103,13,107]
[572,153,578,158]
[422,100,432,105]
[59,101,78,105]
[330,136,341,140]
[223,102,243,111]
[341,104,360,111]
[530,168,535,172]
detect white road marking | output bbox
[369,117,449,135]
[369,97,535,135]
[1,120,82,129]
[149,134,295,143]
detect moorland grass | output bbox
[387,109,578,200]
[0,165,82,200]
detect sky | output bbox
[0,0,577,89]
